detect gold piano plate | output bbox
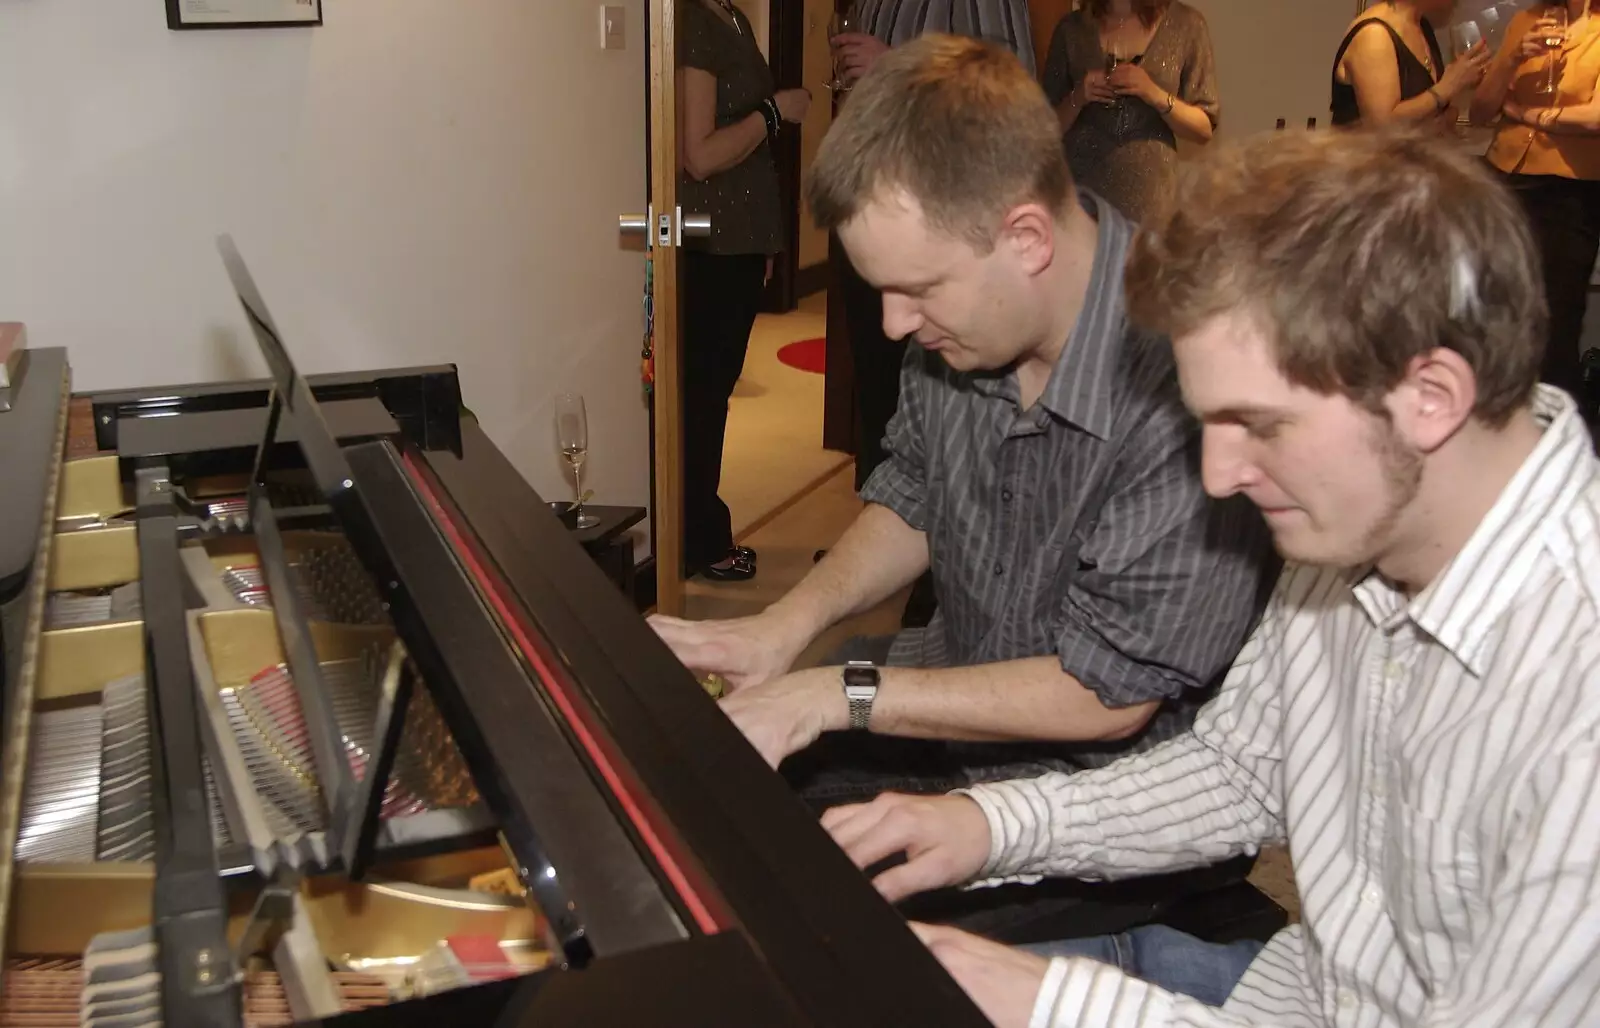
[5,850,539,962]
[35,621,143,703]
[303,875,543,966]
[55,455,127,524]
[6,863,160,957]
[196,607,394,686]
[46,526,137,592]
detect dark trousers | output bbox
[682,250,766,571]
[838,246,906,489]
[835,245,938,626]
[1505,174,1600,399]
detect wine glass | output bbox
[826,10,856,92]
[1538,6,1569,97]
[1104,39,1129,136]
[1477,6,1505,50]
[554,392,599,529]
[1103,38,1126,86]
[1453,21,1484,59]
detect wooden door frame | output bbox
[649,0,686,616]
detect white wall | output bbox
[1186,0,1354,138]
[0,0,653,546]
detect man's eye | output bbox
[1245,420,1282,440]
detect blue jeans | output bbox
[1021,925,1264,1008]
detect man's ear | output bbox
[1388,348,1477,453]
[996,202,1057,278]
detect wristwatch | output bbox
[842,660,880,731]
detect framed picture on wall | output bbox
[167,0,322,30]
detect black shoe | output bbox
[813,549,827,563]
[700,549,757,582]
[734,545,757,565]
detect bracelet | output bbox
[1427,87,1447,112]
[758,97,781,141]
[1162,92,1176,115]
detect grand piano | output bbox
[0,239,992,1027]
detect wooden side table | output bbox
[560,504,647,597]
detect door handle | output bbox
[616,207,711,246]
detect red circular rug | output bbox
[776,337,826,375]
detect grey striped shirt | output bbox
[968,387,1600,1028]
[852,0,1037,77]
[860,192,1276,769]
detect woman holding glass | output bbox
[1471,0,1599,399]
[1330,1,1490,127]
[677,0,810,581]
[1040,0,1219,222]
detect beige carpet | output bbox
[687,464,909,667]
[722,293,850,540]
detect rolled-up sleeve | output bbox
[1056,423,1274,708]
[859,345,932,531]
[1179,8,1220,127]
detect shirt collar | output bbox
[969,189,1134,440]
[1352,387,1597,675]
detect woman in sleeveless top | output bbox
[677,0,811,580]
[1331,0,1488,126]
[1470,1,1600,400]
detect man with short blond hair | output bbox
[652,36,1273,812]
[823,127,1600,1028]
[829,0,1036,532]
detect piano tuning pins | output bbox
[300,543,386,625]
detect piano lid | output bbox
[213,236,691,963]
[0,348,69,606]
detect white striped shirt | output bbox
[963,386,1600,1028]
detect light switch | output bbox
[600,5,625,50]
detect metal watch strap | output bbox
[842,660,879,731]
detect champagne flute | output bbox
[1478,6,1505,50]
[1539,6,1569,97]
[826,10,856,92]
[1103,38,1126,87]
[555,392,599,529]
[1104,38,1129,137]
[1453,21,1484,59]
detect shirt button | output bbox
[1362,885,1382,904]
[992,561,1004,576]
[1001,488,1013,502]
[1384,660,1403,680]
[1337,989,1357,1010]
[1370,778,1388,799]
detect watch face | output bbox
[842,664,878,688]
